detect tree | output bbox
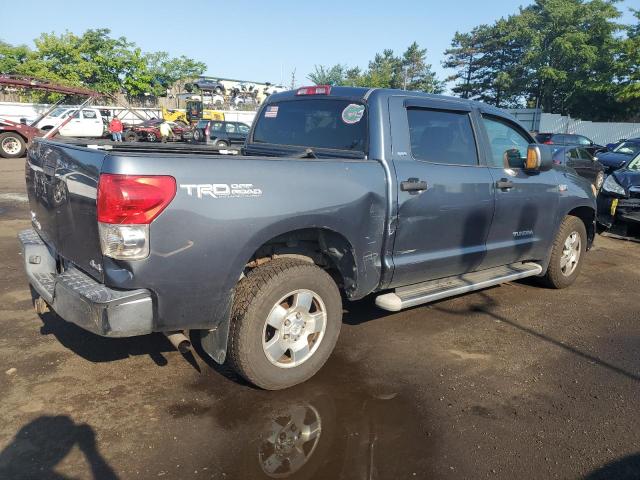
[400,42,444,93]
[307,64,346,85]
[444,0,634,120]
[307,43,442,91]
[0,29,207,102]
[617,9,640,104]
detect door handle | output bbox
[496,178,514,190]
[400,178,428,192]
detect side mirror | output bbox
[524,144,553,172]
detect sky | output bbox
[2,0,638,88]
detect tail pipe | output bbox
[165,331,191,353]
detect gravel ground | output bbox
[0,157,639,480]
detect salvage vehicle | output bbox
[552,146,605,190]
[191,119,250,146]
[35,107,105,138]
[536,132,606,157]
[597,154,640,237]
[19,86,597,390]
[125,119,190,142]
[597,140,640,173]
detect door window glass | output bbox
[578,148,593,160]
[82,110,97,119]
[210,122,224,133]
[576,135,592,146]
[237,123,250,134]
[569,148,580,160]
[225,123,237,133]
[407,108,478,166]
[482,116,531,168]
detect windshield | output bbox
[613,142,640,156]
[252,99,367,152]
[48,107,67,118]
[627,155,640,171]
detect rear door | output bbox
[388,96,495,287]
[478,113,559,268]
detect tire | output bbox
[227,258,342,390]
[193,130,203,142]
[216,140,229,148]
[541,216,587,289]
[124,130,138,142]
[0,132,26,158]
[146,132,158,142]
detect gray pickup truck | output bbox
[19,86,596,389]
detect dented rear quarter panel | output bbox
[100,154,387,332]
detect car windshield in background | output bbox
[627,155,640,170]
[252,99,367,152]
[613,142,640,156]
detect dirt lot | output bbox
[0,157,639,480]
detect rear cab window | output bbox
[251,98,367,155]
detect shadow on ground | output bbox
[0,416,118,480]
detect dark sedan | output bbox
[552,146,605,189]
[536,132,606,156]
[597,140,640,173]
[597,154,640,237]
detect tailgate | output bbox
[26,141,106,281]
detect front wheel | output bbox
[0,132,26,158]
[541,216,587,289]
[595,171,605,190]
[227,258,342,390]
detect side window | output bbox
[225,123,237,133]
[210,122,224,133]
[237,123,250,135]
[407,108,478,166]
[482,116,531,169]
[82,110,97,119]
[70,110,79,119]
[568,148,580,160]
[576,135,592,146]
[578,148,593,160]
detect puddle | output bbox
[167,356,436,479]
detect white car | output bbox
[36,107,104,137]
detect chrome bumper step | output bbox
[376,262,543,312]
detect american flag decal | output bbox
[265,106,279,118]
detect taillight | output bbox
[544,140,553,145]
[296,85,331,96]
[97,174,176,260]
[97,174,176,224]
[204,124,210,138]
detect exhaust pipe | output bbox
[165,331,191,353]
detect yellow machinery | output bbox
[162,105,224,125]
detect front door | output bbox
[389,97,495,287]
[478,114,559,268]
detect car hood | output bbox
[597,151,632,168]
[612,168,640,191]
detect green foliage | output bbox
[0,29,206,100]
[444,0,638,120]
[307,43,443,93]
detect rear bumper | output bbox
[18,229,154,337]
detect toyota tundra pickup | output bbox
[19,86,597,390]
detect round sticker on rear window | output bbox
[342,104,365,124]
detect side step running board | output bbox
[376,262,542,312]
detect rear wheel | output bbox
[216,140,229,148]
[541,216,587,289]
[0,132,26,158]
[124,130,138,142]
[227,258,342,390]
